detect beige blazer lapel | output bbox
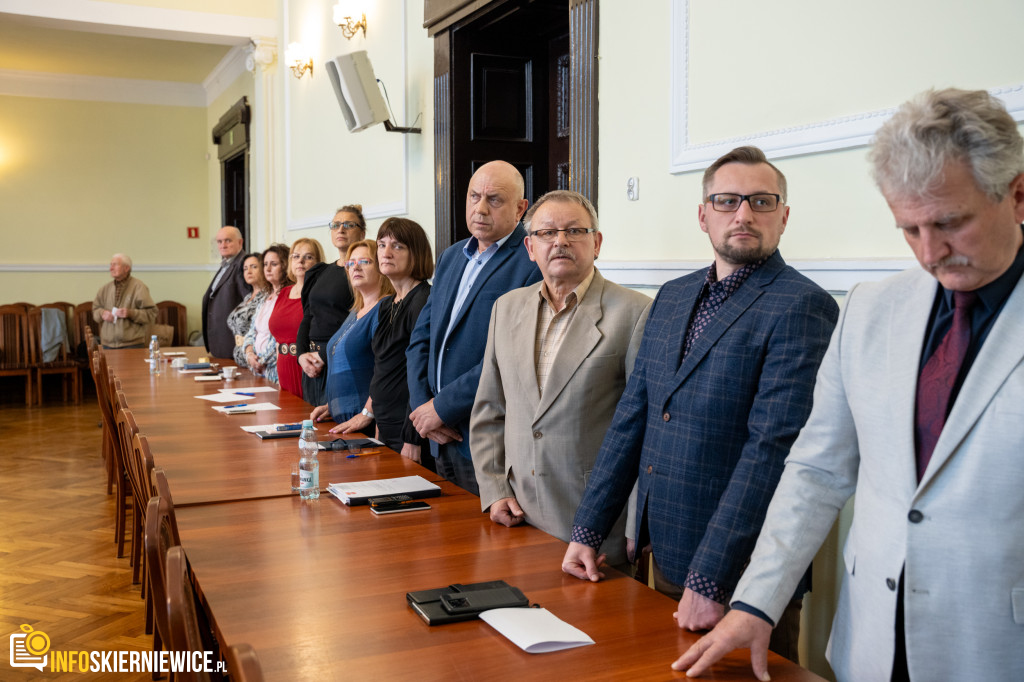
[920,273,1024,490]
[534,272,605,420]
[884,272,940,497]
[509,284,542,406]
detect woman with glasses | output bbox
[296,205,367,406]
[334,218,433,463]
[242,244,291,383]
[270,238,324,397]
[227,253,269,369]
[309,239,395,427]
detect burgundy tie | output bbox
[914,291,977,481]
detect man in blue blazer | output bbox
[562,146,838,662]
[407,161,542,493]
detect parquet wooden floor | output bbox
[0,400,152,681]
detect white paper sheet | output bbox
[218,386,278,393]
[240,423,315,433]
[479,607,594,653]
[326,475,439,505]
[194,376,223,382]
[212,402,279,413]
[195,392,248,402]
[162,351,187,357]
[179,368,214,374]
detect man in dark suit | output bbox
[562,146,838,662]
[202,225,249,358]
[407,160,542,494]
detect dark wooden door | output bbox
[222,151,248,244]
[450,0,569,244]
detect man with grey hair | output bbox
[92,253,157,349]
[676,88,1024,681]
[202,225,249,358]
[470,190,651,564]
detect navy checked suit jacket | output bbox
[572,250,838,591]
[406,223,542,460]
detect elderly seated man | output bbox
[92,253,157,349]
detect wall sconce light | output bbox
[285,42,313,79]
[333,2,367,40]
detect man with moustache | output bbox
[562,146,838,663]
[470,190,651,565]
[676,89,1024,682]
[407,160,542,492]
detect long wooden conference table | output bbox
[108,348,823,681]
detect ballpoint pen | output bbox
[235,392,256,396]
[222,403,248,409]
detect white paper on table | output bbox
[162,351,187,357]
[240,423,316,433]
[194,376,223,382]
[212,402,279,413]
[218,386,277,393]
[179,368,214,374]
[326,475,439,505]
[479,607,594,654]
[195,392,248,402]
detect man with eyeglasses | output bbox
[469,190,651,564]
[676,90,1024,682]
[407,160,542,492]
[562,146,838,664]
[202,225,249,358]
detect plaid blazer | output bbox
[572,250,838,593]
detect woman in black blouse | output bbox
[297,204,367,405]
[335,218,433,464]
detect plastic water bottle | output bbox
[298,419,319,499]
[149,335,162,375]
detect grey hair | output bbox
[112,253,132,270]
[868,88,1024,201]
[523,190,599,233]
[702,146,788,203]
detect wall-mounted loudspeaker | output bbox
[325,51,390,132]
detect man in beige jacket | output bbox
[92,253,157,349]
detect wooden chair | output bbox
[109,388,132,558]
[156,301,188,347]
[144,493,178,680]
[76,302,99,394]
[133,434,157,637]
[166,546,217,682]
[115,402,143,584]
[0,304,33,405]
[94,350,116,494]
[28,305,80,405]
[224,644,264,682]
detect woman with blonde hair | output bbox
[269,237,323,397]
[309,239,395,425]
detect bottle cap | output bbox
[302,419,314,428]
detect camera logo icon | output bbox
[10,624,50,671]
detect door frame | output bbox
[425,0,598,253]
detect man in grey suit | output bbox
[562,146,838,664]
[677,89,1024,682]
[202,225,249,358]
[470,190,651,566]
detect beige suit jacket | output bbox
[732,266,1024,681]
[470,269,651,565]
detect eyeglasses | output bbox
[345,258,373,268]
[328,221,362,231]
[290,253,317,262]
[528,227,597,242]
[706,193,781,212]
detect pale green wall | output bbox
[0,94,213,335]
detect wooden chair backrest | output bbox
[0,305,30,368]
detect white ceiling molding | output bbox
[204,45,251,106]
[669,0,1024,174]
[599,258,919,294]
[0,68,207,107]
[0,0,275,44]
